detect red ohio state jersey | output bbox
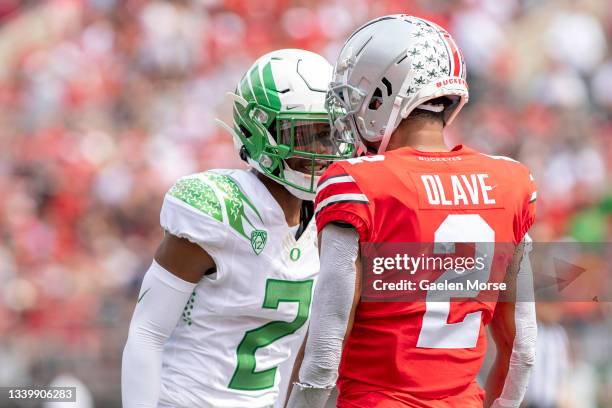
[314,145,537,408]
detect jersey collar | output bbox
[243,170,317,245]
[397,144,475,157]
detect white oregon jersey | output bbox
[157,169,319,408]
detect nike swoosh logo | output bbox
[137,288,151,303]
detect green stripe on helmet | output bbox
[249,66,268,106]
[262,62,281,110]
[240,73,254,103]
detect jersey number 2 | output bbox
[229,279,313,390]
[417,214,494,349]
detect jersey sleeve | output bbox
[160,173,229,250]
[516,167,537,242]
[314,162,372,242]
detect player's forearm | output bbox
[489,304,537,408]
[484,352,511,407]
[287,225,360,408]
[121,260,197,408]
[122,337,163,407]
[487,238,537,408]
[299,225,359,386]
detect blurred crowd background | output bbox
[0,0,610,407]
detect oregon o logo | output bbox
[289,248,301,261]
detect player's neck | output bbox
[387,118,448,152]
[255,172,302,227]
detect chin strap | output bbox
[283,165,317,201]
[295,201,314,239]
[377,72,414,154]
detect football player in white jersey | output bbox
[121,49,354,408]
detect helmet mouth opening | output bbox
[258,143,347,196]
[251,154,323,198]
[271,114,352,158]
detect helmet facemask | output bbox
[326,82,366,155]
[268,111,353,200]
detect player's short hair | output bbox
[406,97,455,125]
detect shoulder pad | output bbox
[168,175,223,222]
[168,171,263,241]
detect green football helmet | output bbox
[217,49,355,200]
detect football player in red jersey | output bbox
[287,15,537,408]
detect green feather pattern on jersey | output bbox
[168,177,223,222]
[169,172,263,241]
[206,173,263,239]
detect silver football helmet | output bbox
[327,15,469,153]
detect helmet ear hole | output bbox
[368,87,384,110]
[239,145,249,161]
[239,125,252,139]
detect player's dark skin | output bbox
[154,171,302,284]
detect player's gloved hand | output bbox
[286,383,333,408]
[490,398,520,408]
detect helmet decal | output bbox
[238,61,282,111]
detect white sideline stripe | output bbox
[318,175,355,191]
[315,175,356,200]
[315,193,369,216]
